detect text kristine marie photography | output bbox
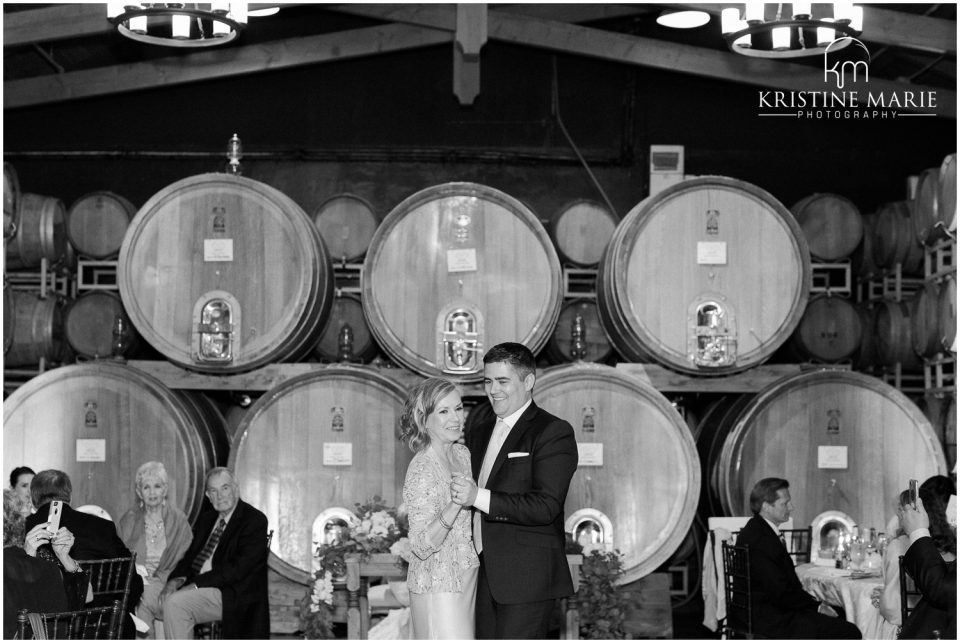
[757,36,940,119]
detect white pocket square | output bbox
[507,452,529,458]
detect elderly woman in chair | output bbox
[119,462,193,639]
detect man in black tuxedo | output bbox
[26,469,144,639]
[734,477,861,639]
[898,494,957,639]
[160,467,269,639]
[452,342,579,639]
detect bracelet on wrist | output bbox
[438,513,454,529]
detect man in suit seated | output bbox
[898,493,957,639]
[26,469,144,639]
[159,467,269,639]
[734,477,861,639]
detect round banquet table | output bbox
[796,562,899,639]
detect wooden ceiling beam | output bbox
[662,3,956,56]
[3,23,450,109]
[4,4,111,48]
[332,4,956,117]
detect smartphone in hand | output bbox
[47,500,63,533]
[909,479,920,509]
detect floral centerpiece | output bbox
[299,496,410,639]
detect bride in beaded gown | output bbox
[399,378,479,640]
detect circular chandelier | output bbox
[721,2,864,59]
[107,3,248,48]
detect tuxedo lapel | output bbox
[486,403,538,485]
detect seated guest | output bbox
[877,477,956,633]
[25,469,144,639]
[734,477,861,639]
[898,489,957,639]
[159,467,269,639]
[9,466,36,517]
[118,462,193,639]
[3,490,86,638]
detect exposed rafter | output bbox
[4,23,451,110]
[332,4,956,117]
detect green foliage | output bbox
[577,549,628,640]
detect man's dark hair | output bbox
[482,342,536,380]
[30,469,72,507]
[9,466,35,489]
[749,477,789,515]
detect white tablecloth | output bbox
[796,563,899,639]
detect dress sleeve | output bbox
[879,536,906,624]
[403,456,444,560]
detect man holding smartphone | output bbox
[25,469,144,637]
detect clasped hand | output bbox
[450,474,478,507]
[24,523,74,558]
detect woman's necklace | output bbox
[144,513,164,544]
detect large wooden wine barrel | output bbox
[312,193,378,263]
[912,281,944,358]
[534,363,700,584]
[363,182,562,382]
[913,167,942,245]
[791,193,863,261]
[938,154,957,240]
[67,192,136,259]
[939,273,957,352]
[597,176,810,375]
[4,163,19,239]
[311,293,378,363]
[543,299,615,364]
[5,290,68,367]
[873,201,924,275]
[6,193,67,269]
[875,299,923,370]
[229,366,410,583]
[715,370,945,529]
[119,173,335,373]
[852,302,880,370]
[64,290,140,359]
[850,212,880,280]
[789,294,861,363]
[695,396,754,518]
[549,200,618,267]
[2,362,228,523]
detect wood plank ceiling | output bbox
[3,3,957,117]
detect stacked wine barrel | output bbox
[3,164,954,633]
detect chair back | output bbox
[781,527,813,565]
[17,599,122,640]
[898,555,922,628]
[74,554,137,620]
[721,541,753,639]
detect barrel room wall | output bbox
[3,3,957,638]
[4,5,956,220]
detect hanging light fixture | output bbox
[107,3,248,48]
[721,2,864,58]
